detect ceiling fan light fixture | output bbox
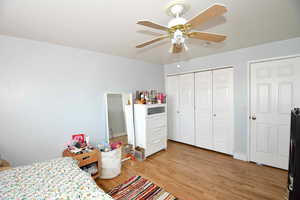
[172,29,185,45]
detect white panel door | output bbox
[212,68,234,155]
[166,76,179,141]
[250,56,300,170]
[195,71,213,150]
[179,73,195,145]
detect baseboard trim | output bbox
[233,153,248,161]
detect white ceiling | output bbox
[0,0,300,64]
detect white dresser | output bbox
[134,104,167,157]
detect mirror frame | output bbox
[104,92,135,147]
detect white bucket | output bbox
[100,147,122,179]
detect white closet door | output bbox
[212,68,234,155]
[195,71,213,150]
[250,57,300,170]
[179,73,195,145]
[166,76,180,141]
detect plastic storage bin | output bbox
[100,147,122,179]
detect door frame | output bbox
[246,54,300,162]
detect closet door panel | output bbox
[195,71,213,150]
[179,73,195,145]
[166,76,179,141]
[212,68,234,155]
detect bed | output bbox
[0,157,113,200]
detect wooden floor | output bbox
[96,140,287,200]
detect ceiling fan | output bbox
[136,1,227,53]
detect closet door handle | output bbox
[213,114,216,117]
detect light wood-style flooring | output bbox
[96,140,287,200]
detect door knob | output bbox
[176,110,180,114]
[213,114,216,117]
[251,115,257,120]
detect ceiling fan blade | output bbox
[137,20,169,32]
[170,44,183,54]
[188,32,226,42]
[186,4,227,29]
[136,35,169,48]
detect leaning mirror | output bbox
[105,93,135,151]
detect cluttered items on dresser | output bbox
[65,133,94,154]
[135,90,166,104]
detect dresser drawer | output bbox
[146,115,167,129]
[147,126,167,142]
[73,151,99,167]
[146,137,167,157]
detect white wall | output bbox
[165,37,300,158]
[0,35,164,166]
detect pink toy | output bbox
[110,142,122,150]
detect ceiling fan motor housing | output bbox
[168,17,187,28]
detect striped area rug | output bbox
[108,176,177,200]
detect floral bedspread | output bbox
[0,157,113,200]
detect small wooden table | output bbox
[0,160,11,172]
[63,149,101,179]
